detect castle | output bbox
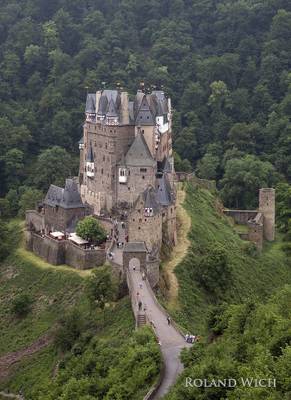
[79,88,177,252]
[25,87,275,275]
[26,88,177,278]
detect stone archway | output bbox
[129,257,141,271]
[123,242,147,272]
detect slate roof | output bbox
[97,90,121,117]
[44,178,85,209]
[156,174,173,206]
[125,132,155,167]
[85,93,96,114]
[133,91,168,125]
[85,89,168,126]
[143,186,161,214]
[123,242,147,253]
[161,157,172,173]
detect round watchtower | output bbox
[259,188,275,241]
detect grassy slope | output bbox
[2,297,136,396]
[0,252,88,355]
[170,183,291,335]
[0,244,160,399]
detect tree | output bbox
[18,187,43,217]
[11,293,33,317]
[0,220,14,261]
[55,308,83,351]
[76,217,107,244]
[86,267,115,323]
[220,155,279,209]
[194,245,231,299]
[33,146,76,190]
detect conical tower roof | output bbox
[125,132,155,167]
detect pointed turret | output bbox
[125,131,155,167]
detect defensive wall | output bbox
[25,231,105,269]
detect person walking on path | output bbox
[167,316,171,325]
[138,300,142,311]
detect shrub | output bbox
[11,293,33,317]
[55,308,83,351]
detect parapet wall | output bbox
[224,210,258,225]
[146,257,160,288]
[26,231,105,269]
[26,210,44,232]
[65,241,105,269]
[26,231,66,265]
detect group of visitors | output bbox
[185,334,199,343]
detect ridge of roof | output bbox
[44,178,85,209]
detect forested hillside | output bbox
[2,0,291,213]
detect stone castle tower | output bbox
[78,88,174,215]
[77,87,177,252]
[259,188,275,241]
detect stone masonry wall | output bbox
[82,122,135,212]
[259,188,275,241]
[117,165,156,206]
[44,205,86,233]
[224,210,258,225]
[26,210,44,232]
[28,232,66,265]
[146,258,160,288]
[26,231,105,269]
[65,241,105,269]
[128,201,163,252]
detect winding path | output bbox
[0,333,52,382]
[129,268,191,399]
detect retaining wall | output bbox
[26,231,105,269]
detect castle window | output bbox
[101,169,103,174]
[105,143,108,149]
[128,187,130,190]
[138,227,141,230]
[142,176,145,179]
[103,156,105,161]
[119,168,127,183]
[140,168,147,172]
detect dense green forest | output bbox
[2,0,291,213]
[166,284,291,400]
[2,0,291,399]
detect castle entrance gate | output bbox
[123,242,147,273]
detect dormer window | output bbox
[144,207,154,217]
[119,168,127,183]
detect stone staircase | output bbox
[137,313,147,327]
